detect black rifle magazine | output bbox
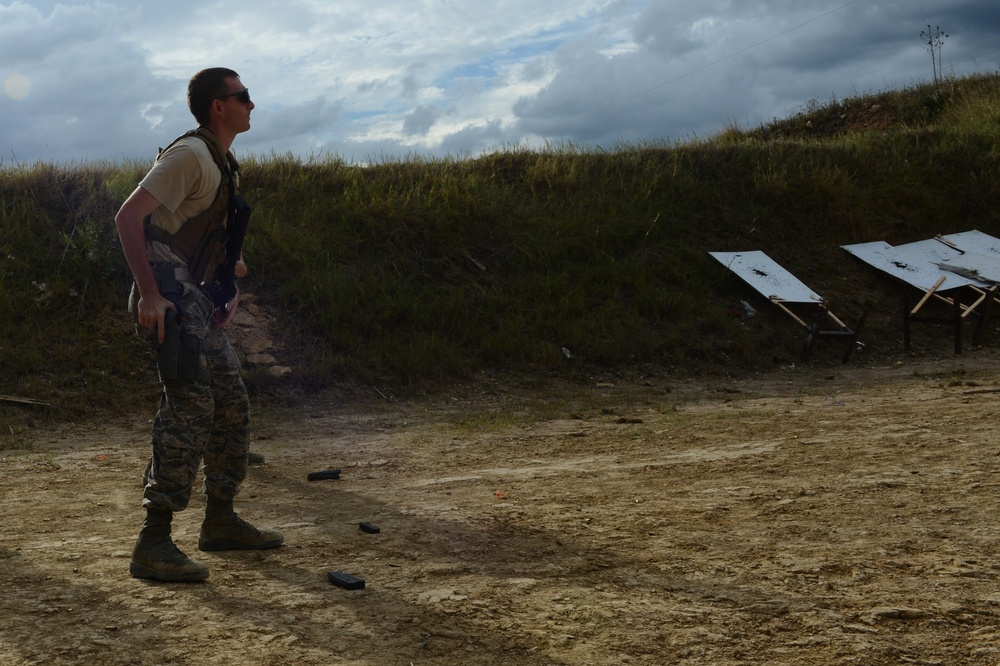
[307,469,341,481]
[328,571,365,590]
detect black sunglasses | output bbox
[218,88,251,104]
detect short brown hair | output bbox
[188,67,240,126]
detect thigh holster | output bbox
[153,265,212,384]
[155,309,211,384]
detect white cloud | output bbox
[0,0,997,165]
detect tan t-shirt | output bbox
[139,136,226,265]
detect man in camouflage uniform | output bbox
[114,68,282,582]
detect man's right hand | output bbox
[137,294,177,344]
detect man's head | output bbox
[188,67,241,126]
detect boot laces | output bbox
[231,513,260,534]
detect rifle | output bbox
[209,192,253,309]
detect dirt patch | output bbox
[3,349,1000,664]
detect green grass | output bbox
[2,72,1000,434]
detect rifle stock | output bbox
[210,193,253,309]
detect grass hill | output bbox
[2,72,999,438]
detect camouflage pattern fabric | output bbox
[129,277,250,513]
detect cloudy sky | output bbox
[1,0,998,165]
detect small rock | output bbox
[231,311,255,327]
[419,589,468,603]
[241,335,272,354]
[247,353,277,365]
[870,606,929,621]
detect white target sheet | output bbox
[709,251,822,304]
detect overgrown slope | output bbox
[2,73,999,433]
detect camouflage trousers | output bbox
[129,275,250,513]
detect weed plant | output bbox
[2,72,999,436]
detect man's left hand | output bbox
[211,286,240,328]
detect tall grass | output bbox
[2,73,1000,431]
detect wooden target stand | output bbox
[710,250,865,363]
[843,232,1000,354]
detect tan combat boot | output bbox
[198,496,284,551]
[130,508,210,582]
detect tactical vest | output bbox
[144,127,240,286]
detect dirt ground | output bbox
[4,347,1000,665]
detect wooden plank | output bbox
[769,298,810,328]
[911,276,946,316]
[0,394,50,407]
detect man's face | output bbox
[220,76,254,133]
